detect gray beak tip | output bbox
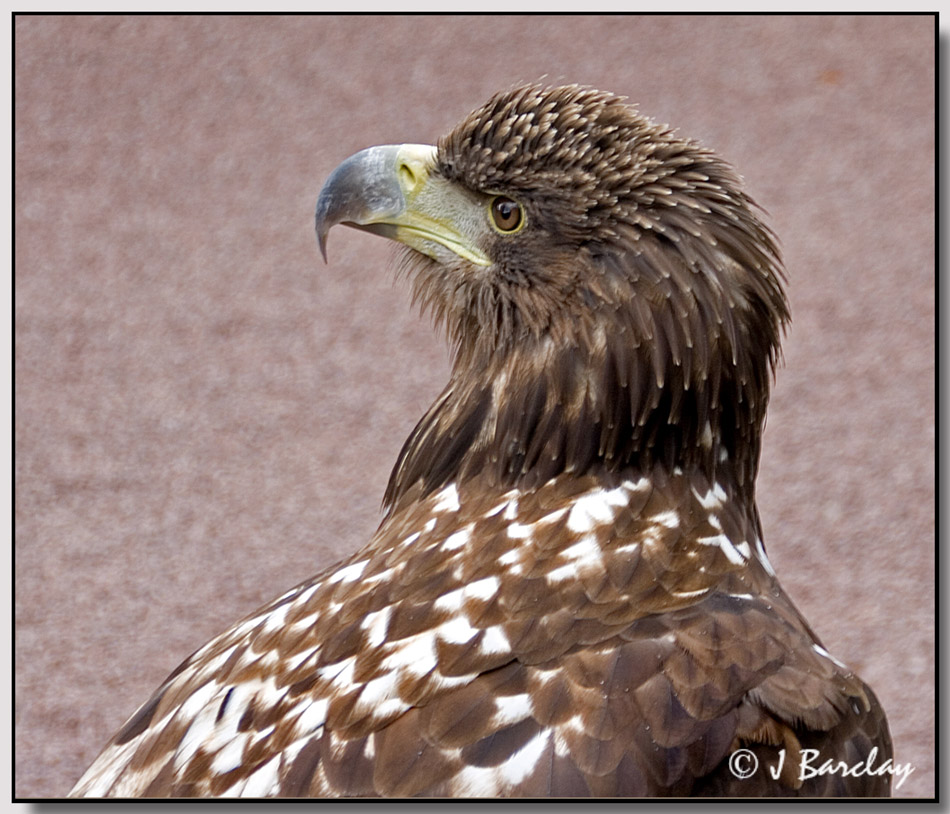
[316,224,329,263]
[315,144,424,265]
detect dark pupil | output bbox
[493,198,521,230]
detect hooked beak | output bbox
[315,143,491,267]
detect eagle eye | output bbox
[489,196,524,234]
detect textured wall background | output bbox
[15,14,934,798]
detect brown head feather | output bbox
[386,84,789,512]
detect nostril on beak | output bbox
[398,162,416,190]
[397,158,423,194]
[393,145,437,196]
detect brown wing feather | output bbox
[71,471,890,797]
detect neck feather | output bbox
[384,317,770,515]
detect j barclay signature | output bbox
[728,747,914,791]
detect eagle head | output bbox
[315,84,789,512]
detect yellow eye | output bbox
[489,196,524,233]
